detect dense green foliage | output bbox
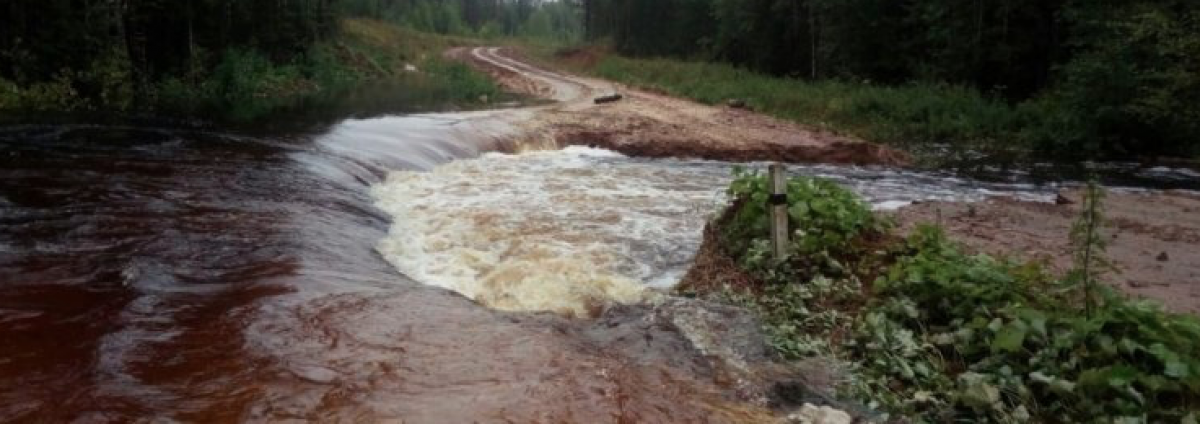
[723,168,882,275]
[0,0,568,119]
[1,0,338,106]
[341,0,581,41]
[582,55,1045,162]
[714,172,1200,422]
[582,0,1200,158]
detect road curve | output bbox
[453,47,911,166]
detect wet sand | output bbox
[892,189,1200,314]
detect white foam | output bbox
[370,149,1060,316]
[873,200,913,211]
[371,149,727,316]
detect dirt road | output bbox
[452,47,907,166]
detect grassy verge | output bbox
[686,170,1200,422]
[0,18,502,122]
[548,51,1065,166]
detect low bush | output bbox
[712,171,1200,422]
[722,168,884,279]
[0,77,16,109]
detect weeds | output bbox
[723,168,884,278]
[1068,179,1112,316]
[710,171,1200,422]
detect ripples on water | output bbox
[2,116,1196,421]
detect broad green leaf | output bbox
[1164,360,1189,379]
[992,322,1027,353]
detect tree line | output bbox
[0,0,577,114]
[583,0,1200,158]
[1,0,338,108]
[340,0,581,39]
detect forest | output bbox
[581,0,1200,158]
[2,0,1198,157]
[0,0,578,119]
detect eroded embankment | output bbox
[449,47,909,166]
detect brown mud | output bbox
[892,189,1200,314]
[449,47,908,166]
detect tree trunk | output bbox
[120,0,149,105]
[809,0,818,79]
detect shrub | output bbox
[712,173,1200,422]
[0,77,17,109]
[859,227,1200,422]
[722,168,882,279]
[16,72,82,110]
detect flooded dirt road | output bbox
[0,118,1087,422]
[0,120,777,422]
[4,48,1197,423]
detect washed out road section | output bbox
[452,47,909,166]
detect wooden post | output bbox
[769,164,789,260]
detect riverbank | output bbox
[678,172,1200,422]
[450,46,1200,420]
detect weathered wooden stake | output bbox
[769,163,789,260]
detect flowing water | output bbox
[2,112,1197,422]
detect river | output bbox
[2,109,1198,422]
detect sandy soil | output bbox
[892,189,1200,314]
[449,47,908,166]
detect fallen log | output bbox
[593,94,623,104]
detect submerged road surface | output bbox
[6,47,1193,423]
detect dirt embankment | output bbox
[892,189,1200,314]
[449,47,908,166]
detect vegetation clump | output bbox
[723,167,883,275]
[711,170,1200,422]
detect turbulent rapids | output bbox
[0,110,1068,422]
[6,48,1193,423]
[370,146,1059,317]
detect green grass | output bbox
[562,53,1056,164]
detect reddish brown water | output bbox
[9,112,1199,423]
[0,120,778,423]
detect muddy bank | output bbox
[449,47,908,166]
[891,189,1200,314]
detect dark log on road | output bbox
[594,94,623,104]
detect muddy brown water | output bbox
[3,114,1198,422]
[0,119,768,422]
